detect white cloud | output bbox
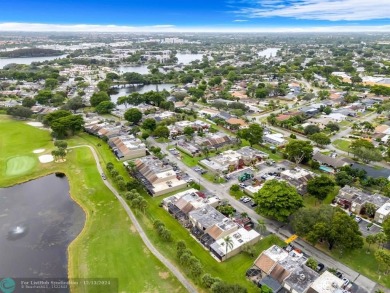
[233,19,249,22]
[0,22,390,32]
[236,0,390,21]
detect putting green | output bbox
[5,156,37,176]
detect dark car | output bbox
[251,202,258,207]
[336,271,343,279]
[316,263,325,272]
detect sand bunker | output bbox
[33,149,45,154]
[38,155,54,163]
[26,122,44,127]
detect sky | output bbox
[1,0,390,32]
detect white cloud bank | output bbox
[0,22,389,32]
[236,0,390,21]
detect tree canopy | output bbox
[254,180,303,222]
[292,205,363,251]
[237,123,263,146]
[307,175,335,201]
[124,108,143,125]
[285,140,313,164]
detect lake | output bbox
[116,53,204,74]
[0,55,68,69]
[0,174,85,279]
[258,48,281,59]
[111,83,175,108]
[176,53,203,65]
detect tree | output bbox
[375,249,390,274]
[307,175,335,201]
[90,91,110,107]
[63,97,84,111]
[95,101,115,114]
[54,140,68,149]
[35,89,53,105]
[153,125,170,139]
[257,219,267,234]
[97,80,111,92]
[230,184,240,192]
[50,114,84,138]
[22,97,36,108]
[318,90,330,100]
[43,109,71,126]
[383,217,390,241]
[325,122,340,132]
[285,140,313,165]
[45,78,58,90]
[106,162,114,171]
[183,126,195,137]
[306,257,318,270]
[124,108,143,125]
[375,232,388,249]
[123,72,145,84]
[6,106,33,118]
[310,133,331,147]
[364,203,377,218]
[223,236,234,256]
[335,171,354,187]
[141,118,157,131]
[254,180,303,222]
[189,258,203,278]
[292,206,363,251]
[117,96,131,108]
[366,234,377,252]
[237,124,263,146]
[354,147,382,164]
[304,125,320,136]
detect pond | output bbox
[0,174,85,279]
[111,83,175,108]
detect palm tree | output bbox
[139,198,148,214]
[223,236,234,256]
[240,212,248,219]
[257,219,267,235]
[375,232,388,249]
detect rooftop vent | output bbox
[332,282,339,288]
[299,274,306,281]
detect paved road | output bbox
[148,139,378,293]
[70,145,197,293]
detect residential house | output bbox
[312,152,350,169]
[133,156,187,196]
[283,265,319,293]
[226,117,248,129]
[108,135,146,160]
[307,271,344,293]
[374,202,390,224]
[209,228,261,261]
[264,133,286,146]
[336,185,390,217]
[188,205,226,233]
[280,167,316,195]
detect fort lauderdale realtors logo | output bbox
[0,278,15,293]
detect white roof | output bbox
[377,202,390,216]
[310,271,344,293]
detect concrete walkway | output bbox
[70,145,197,293]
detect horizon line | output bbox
[0,22,390,33]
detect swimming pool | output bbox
[319,165,335,173]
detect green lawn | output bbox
[332,139,351,152]
[229,189,246,200]
[202,172,226,184]
[0,116,185,293]
[5,155,38,176]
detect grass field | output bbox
[0,116,185,293]
[333,139,351,152]
[5,155,37,176]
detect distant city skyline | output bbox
[1,0,390,32]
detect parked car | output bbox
[250,202,258,208]
[101,173,106,180]
[316,263,325,272]
[336,272,343,279]
[355,216,362,223]
[239,183,247,188]
[342,277,350,287]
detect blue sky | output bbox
[1,0,390,32]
